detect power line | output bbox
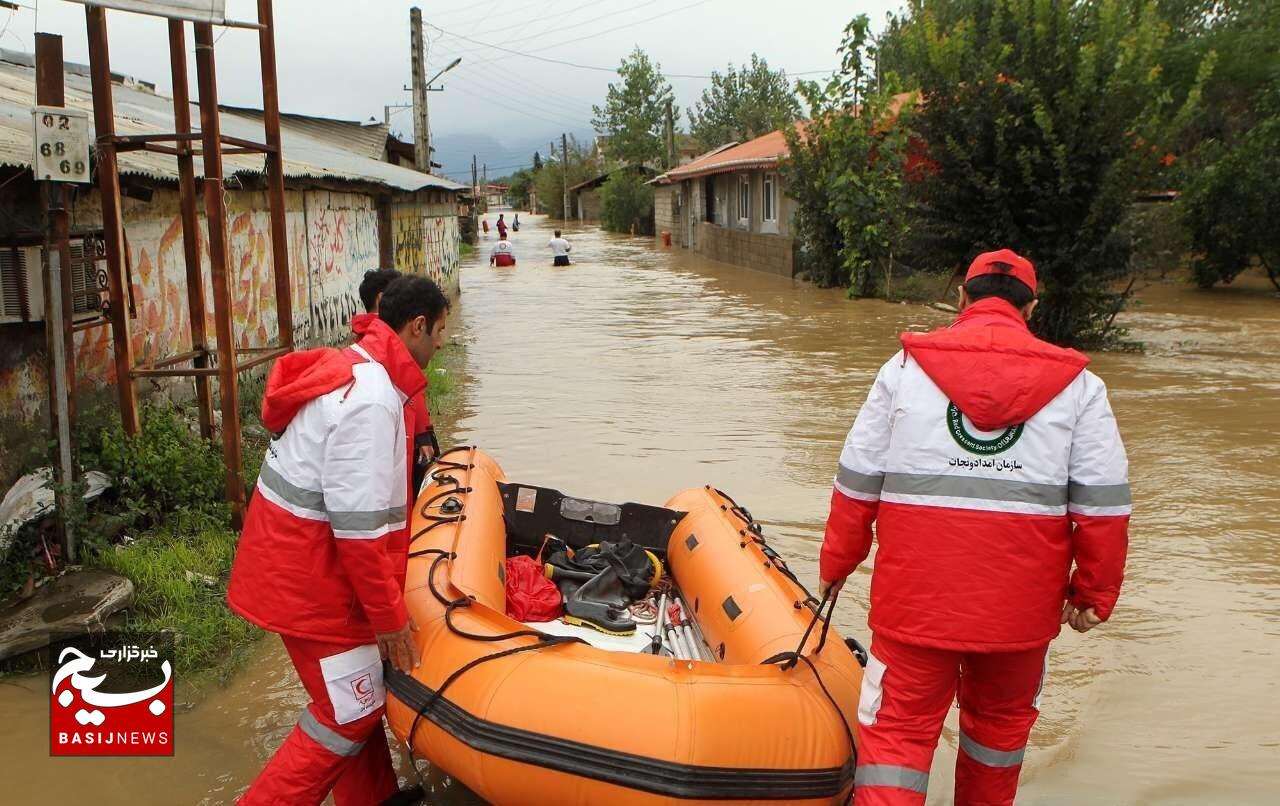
[443,66,591,123]
[435,0,651,62]
[448,59,598,111]
[428,12,836,80]
[441,78,583,128]
[426,1,720,77]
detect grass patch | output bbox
[459,241,476,258]
[881,271,951,303]
[87,512,259,686]
[426,344,458,412]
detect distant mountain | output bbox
[432,129,594,183]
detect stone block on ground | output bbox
[0,569,135,661]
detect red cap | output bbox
[964,249,1037,295]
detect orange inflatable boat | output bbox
[385,447,865,804]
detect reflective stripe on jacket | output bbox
[820,298,1130,651]
[228,319,424,643]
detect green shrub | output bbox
[79,404,228,529]
[785,16,917,294]
[599,171,655,235]
[880,0,1177,346]
[1181,114,1280,289]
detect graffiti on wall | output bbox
[306,191,379,341]
[391,201,459,293]
[2,187,386,418]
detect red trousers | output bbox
[854,633,1048,806]
[239,636,398,806]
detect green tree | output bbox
[1182,111,1280,289]
[687,54,801,150]
[507,168,533,210]
[531,135,598,220]
[532,151,543,171]
[1165,0,1280,288]
[785,16,915,293]
[592,47,677,166]
[881,0,1177,347]
[599,171,655,235]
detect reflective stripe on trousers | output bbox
[855,764,930,794]
[299,708,365,757]
[958,731,1025,768]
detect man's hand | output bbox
[1060,601,1102,633]
[820,576,845,599]
[376,618,419,672]
[418,444,437,465]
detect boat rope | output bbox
[712,486,821,608]
[408,446,477,544]
[400,519,584,761]
[759,586,857,777]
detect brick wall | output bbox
[694,222,794,277]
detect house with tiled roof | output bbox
[651,94,922,277]
[650,128,797,277]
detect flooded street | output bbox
[2,213,1277,803]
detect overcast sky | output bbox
[6,0,899,167]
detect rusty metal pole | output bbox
[167,20,215,441]
[84,6,140,436]
[193,22,247,527]
[35,32,78,562]
[256,0,294,349]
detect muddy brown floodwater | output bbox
[2,213,1277,804]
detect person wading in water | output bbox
[547,230,572,266]
[819,249,1131,806]
[228,276,450,805]
[489,232,516,267]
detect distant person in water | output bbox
[489,232,516,267]
[547,230,572,266]
[496,213,508,239]
[512,213,520,232]
[481,218,489,237]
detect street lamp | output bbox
[422,57,461,173]
[427,57,462,90]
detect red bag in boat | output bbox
[504,555,562,622]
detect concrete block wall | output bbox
[653,186,678,242]
[694,222,795,278]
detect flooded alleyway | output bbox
[2,214,1277,803]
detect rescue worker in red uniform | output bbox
[353,268,439,494]
[228,276,450,805]
[820,250,1130,805]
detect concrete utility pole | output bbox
[664,98,676,169]
[35,32,78,562]
[562,132,570,221]
[384,103,410,128]
[409,7,430,171]
[471,154,478,198]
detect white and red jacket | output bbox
[228,318,424,643]
[821,298,1130,651]
[353,312,435,484]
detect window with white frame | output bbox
[737,174,750,226]
[762,173,778,226]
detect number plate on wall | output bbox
[32,106,91,184]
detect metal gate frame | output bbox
[83,1,293,526]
